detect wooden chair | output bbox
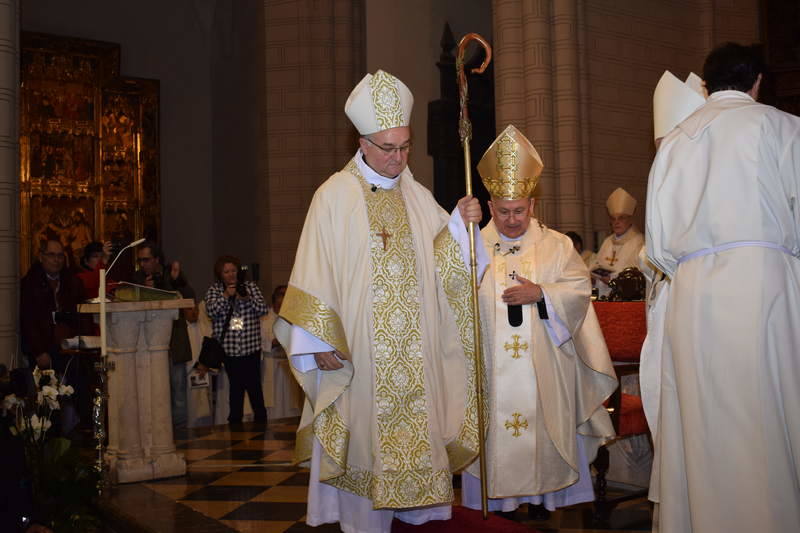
[591,300,650,525]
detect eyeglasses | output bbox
[363,136,411,155]
[42,252,65,259]
[137,257,154,263]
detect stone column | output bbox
[0,0,19,369]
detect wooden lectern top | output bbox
[78,298,195,314]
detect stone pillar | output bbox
[0,0,19,369]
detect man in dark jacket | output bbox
[20,240,85,372]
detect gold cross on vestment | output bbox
[376,228,392,251]
[605,248,618,266]
[504,412,528,437]
[503,334,528,359]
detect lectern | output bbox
[78,298,193,483]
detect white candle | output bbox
[100,268,107,357]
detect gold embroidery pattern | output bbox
[369,70,404,131]
[327,466,453,510]
[505,412,529,437]
[313,404,349,469]
[504,334,529,359]
[329,160,442,508]
[280,285,350,358]
[434,229,481,470]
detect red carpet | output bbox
[392,506,538,532]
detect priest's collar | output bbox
[356,150,400,190]
[708,89,755,103]
[498,230,523,242]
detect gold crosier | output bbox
[456,32,492,520]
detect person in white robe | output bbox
[590,188,645,297]
[461,125,617,516]
[644,42,800,533]
[273,69,486,533]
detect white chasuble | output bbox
[274,155,480,511]
[466,220,617,500]
[591,227,645,297]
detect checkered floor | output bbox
[103,418,651,533]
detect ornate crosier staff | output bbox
[456,32,492,520]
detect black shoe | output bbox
[495,510,516,520]
[528,503,550,520]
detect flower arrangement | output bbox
[2,367,100,532]
[5,368,73,444]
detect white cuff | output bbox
[288,325,333,372]
[449,208,489,279]
[541,290,571,346]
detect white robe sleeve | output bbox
[540,290,571,346]
[449,208,490,278]
[274,317,335,372]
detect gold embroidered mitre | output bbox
[477,125,543,200]
[344,70,414,135]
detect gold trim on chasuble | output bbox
[433,229,482,470]
[323,160,450,508]
[280,286,351,467]
[280,285,350,358]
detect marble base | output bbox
[113,452,187,484]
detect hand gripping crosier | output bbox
[456,32,492,520]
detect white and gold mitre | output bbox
[653,70,706,140]
[344,70,413,135]
[477,125,543,200]
[606,187,637,216]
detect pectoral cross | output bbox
[376,228,392,251]
[504,412,528,437]
[605,248,618,266]
[503,334,528,359]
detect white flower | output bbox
[58,384,74,397]
[19,414,52,440]
[40,385,60,410]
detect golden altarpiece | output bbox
[19,32,160,277]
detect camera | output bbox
[236,265,249,297]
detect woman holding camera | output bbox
[204,255,268,424]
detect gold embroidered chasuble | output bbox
[275,157,479,509]
[467,220,617,497]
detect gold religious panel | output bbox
[19,32,160,276]
[29,196,95,269]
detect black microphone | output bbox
[371,184,378,192]
[508,305,522,327]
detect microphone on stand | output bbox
[97,238,144,359]
[89,238,145,303]
[105,238,145,276]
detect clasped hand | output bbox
[501,274,543,305]
[314,350,345,371]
